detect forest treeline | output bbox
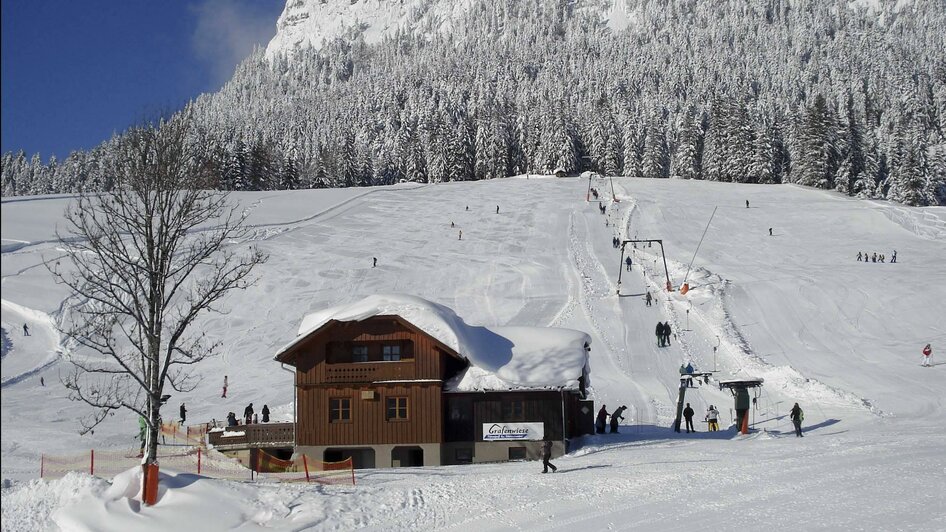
[3,0,944,205]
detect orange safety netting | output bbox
[255,450,355,485]
[40,446,354,485]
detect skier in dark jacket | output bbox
[595,405,609,434]
[541,439,557,473]
[663,322,672,346]
[625,256,632,271]
[610,405,627,433]
[244,403,254,425]
[656,322,665,347]
[645,291,652,307]
[227,412,238,426]
[179,403,187,426]
[790,403,804,437]
[683,403,695,433]
[261,404,270,423]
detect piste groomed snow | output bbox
[2,177,945,530]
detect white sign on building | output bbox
[482,422,545,441]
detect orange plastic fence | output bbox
[40,446,355,485]
[255,449,355,485]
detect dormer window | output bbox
[352,345,368,362]
[382,345,401,361]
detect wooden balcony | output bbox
[208,422,294,450]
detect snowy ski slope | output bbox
[2,177,945,530]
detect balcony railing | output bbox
[208,422,294,449]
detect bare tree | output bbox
[49,116,266,471]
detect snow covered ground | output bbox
[2,177,945,530]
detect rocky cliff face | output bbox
[264,0,636,59]
[264,0,476,59]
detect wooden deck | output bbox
[208,422,294,450]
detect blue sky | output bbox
[1,0,283,161]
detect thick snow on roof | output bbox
[275,294,591,392]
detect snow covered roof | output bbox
[273,294,591,392]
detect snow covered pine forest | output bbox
[3,1,946,530]
[2,0,945,205]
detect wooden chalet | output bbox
[273,295,594,469]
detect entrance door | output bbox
[391,446,424,467]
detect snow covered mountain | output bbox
[265,0,474,59]
[3,177,945,529]
[264,0,638,59]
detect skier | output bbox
[496,205,500,214]
[23,323,29,336]
[685,362,694,374]
[891,250,897,263]
[244,403,254,425]
[790,402,804,437]
[706,405,720,431]
[645,291,653,307]
[262,404,270,423]
[683,403,696,433]
[541,439,557,473]
[746,200,749,208]
[922,344,933,367]
[625,256,632,271]
[40,376,45,387]
[595,405,609,434]
[679,363,687,375]
[871,252,877,263]
[373,257,377,268]
[450,221,455,228]
[458,230,462,240]
[768,228,773,236]
[656,322,665,347]
[227,412,238,426]
[879,254,885,263]
[179,402,187,426]
[222,375,228,398]
[856,252,862,261]
[663,322,673,346]
[610,405,627,433]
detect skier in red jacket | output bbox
[922,344,932,367]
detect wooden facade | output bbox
[276,313,594,468]
[276,316,465,448]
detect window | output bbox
[329,398,351,422]
[386,397,408,420]
[503,399,525,420]
[382,345,401,361]
[508,447,527,460]
[352,346,368,363]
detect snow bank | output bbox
[1,473,107,531]
[276,294,591,391]
[51,467,269,531]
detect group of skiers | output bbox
[857,250,896,263]
[681,403,722,433]
[225,403,271,426]
[655,321,673,347]
[595,404,628,434]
